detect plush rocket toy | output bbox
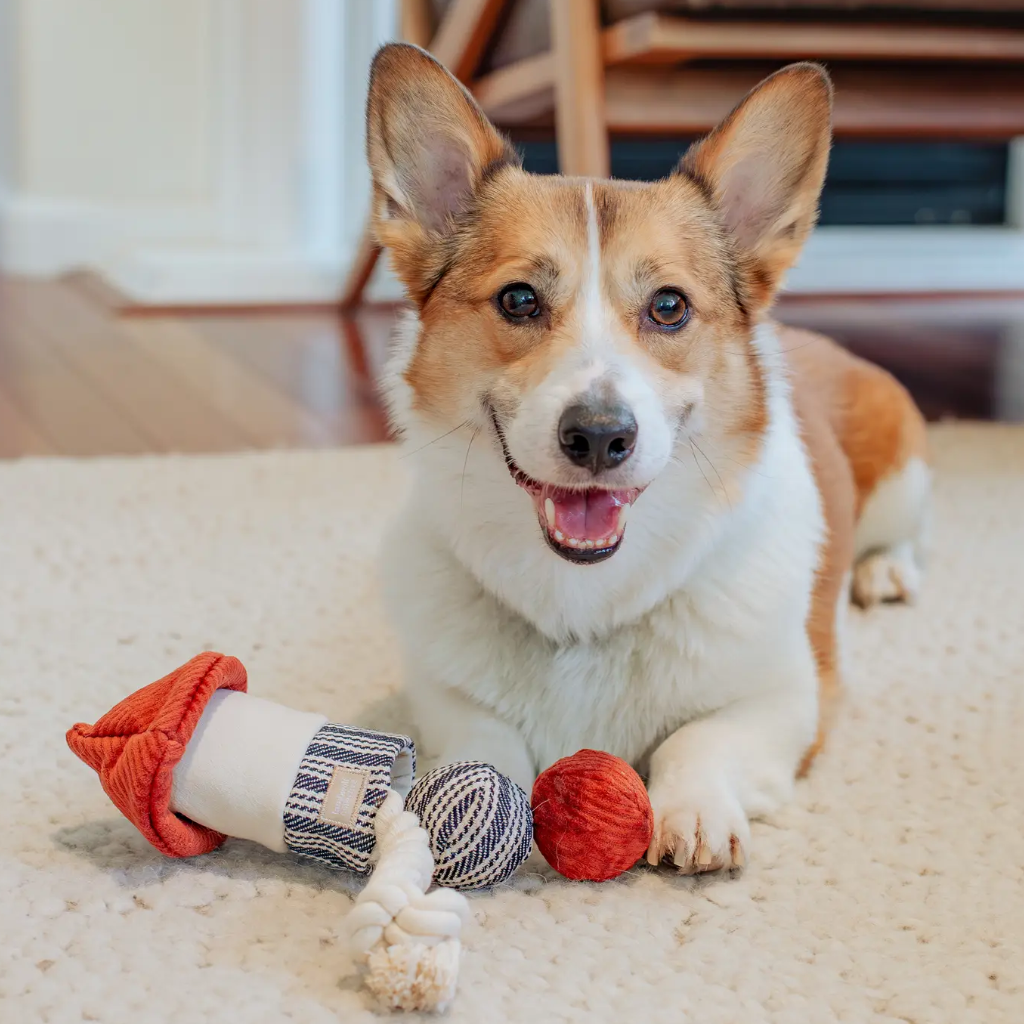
[66,652,533,1012]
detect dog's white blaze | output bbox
[382,321,826,816]
[582,182,604,347]
[578,180,623,371]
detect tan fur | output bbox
[788,358,856,775]
[785,326,928,771]
[390,160,771,455]
[784,327,929,515]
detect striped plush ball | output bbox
[531,749,653,882]
[405,761,533,891]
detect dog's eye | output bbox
[498,284,540,319]
[648,289,689,328]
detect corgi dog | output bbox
[367,44,929,873]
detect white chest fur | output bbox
[382,325,824,776]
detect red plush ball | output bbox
[531,749,653,882]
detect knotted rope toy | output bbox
[345,788,469,1010]
[66,652,533,1012]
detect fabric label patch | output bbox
[319,765,370,827]
[283,722,415,875]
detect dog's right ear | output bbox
[366,44,517,301]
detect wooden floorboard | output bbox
[192,314,389,445]
[0,274,1021,459]
[122,318,339,450]
[0,278,154,456]
[0,379,56,457]
[17,280,254,454]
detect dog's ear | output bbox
[679,63,832,309]
[366,43,518,301]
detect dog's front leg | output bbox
[409,681,536,794]
[646,653,818,873]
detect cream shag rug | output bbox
[2,424,1022,1024]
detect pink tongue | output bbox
[534,487,632,542]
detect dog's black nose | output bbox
[558,403,637,474]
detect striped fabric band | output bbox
[282,723,415,875]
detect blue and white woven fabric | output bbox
[405,761,533,890]
[282,723,415,875]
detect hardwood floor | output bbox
[0,273,1021,458]
[780,295,1024,423]
[0,275,390,457]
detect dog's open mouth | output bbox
[492,413,641,564]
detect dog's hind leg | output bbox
[852,454,930,608]
[783,326,930,610]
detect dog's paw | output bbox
[852,543,921,608]
[646,783,750,874]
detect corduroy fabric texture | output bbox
[65,652,248,858]
[532,749,654,882]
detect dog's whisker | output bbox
[779,336,826,356]
[682,434,769,479]
[687,442,717,501]
[400,420,472,460]
[460,426,480,516]
[691,438,732,511]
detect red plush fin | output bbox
[66,652,247,857]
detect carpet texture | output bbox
[1,425,1022,1023]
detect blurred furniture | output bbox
[341,0,1024,307]
[341,0,513,306]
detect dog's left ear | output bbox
[679,63,832,309]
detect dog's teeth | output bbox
[585,540,595,549]
[594,538,606,548]
[544,498,556,529]
[609,534,618,545]
[617,505,630,531]
[568,538,579,547]
[554,530,564,542]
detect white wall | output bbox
[0,0,18,196]
[0,0,224,275]
[19,0,213,203]
[0,0,398,303]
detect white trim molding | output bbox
[789,224,1024,295]
[788,137,1024,296]
[0,194,218,277]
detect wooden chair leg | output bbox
[550,0,609,177]
[401,0,434,48]
[340,224,382,311]
[341,0,512,310]
[341,0,433,311]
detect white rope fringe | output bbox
[346,789,469,1012]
